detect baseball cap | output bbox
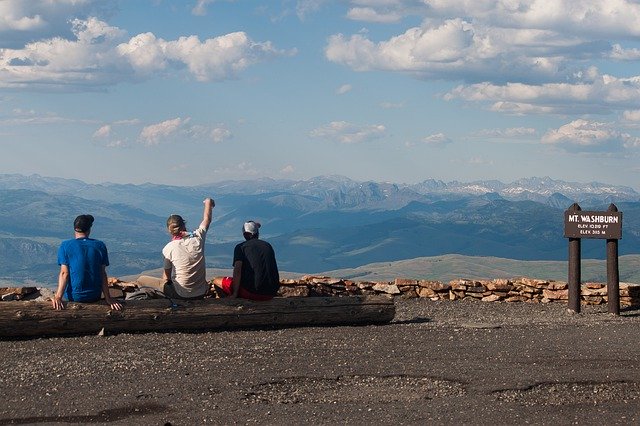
[243,221,261,235]
[74,214,94,233]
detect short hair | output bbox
[167,214,186,236]
[74,214,94,233]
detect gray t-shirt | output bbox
[162,226,208,298]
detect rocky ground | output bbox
[1,299,640,425]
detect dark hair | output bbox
[74,214,94,233]
[167,214,186,236]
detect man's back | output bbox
[57,238,109,302]
[233,238,279,296]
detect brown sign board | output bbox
[564,210,622,239]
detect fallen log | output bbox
[0,295,395,338]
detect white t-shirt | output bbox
[162,226,208,298]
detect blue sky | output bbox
[2,1,640,189]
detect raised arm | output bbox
[200,198,215,230]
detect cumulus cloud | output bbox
[90,119,143,147]
[139,118,187,146]
[0,0,110,48]
[0,17,289,90]
[541,119,640,153]
[324,1,640,116]
[138,118,233,146]
[325,18,601,83]
[309,121,386,144]
[280,164,295,174]
[444,72,640,115]
[422,0,640,38]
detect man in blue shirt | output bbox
[53,214,122,310]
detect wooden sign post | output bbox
[564,203,623,314]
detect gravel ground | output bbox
[1,299,640,425]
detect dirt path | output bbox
[1,300,639,425]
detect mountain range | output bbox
[1,173,638,286]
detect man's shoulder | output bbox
[248,238,273,250]
[59,238,74,247]
[85,238,107,248]
[256,238,272,247]
[162,240,178,254]
[58,239,74,253]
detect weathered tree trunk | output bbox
[0,296,395,338]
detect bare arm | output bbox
[101,265,122,310]
[162,267,172,282]
[200,198,215,230]
[52,265,69,310]
[231,260,242,298]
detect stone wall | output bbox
[2,276,640,307]
[278,276,640,307]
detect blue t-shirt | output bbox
[57,238,109,302]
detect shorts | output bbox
[219,276,274,301]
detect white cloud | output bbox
[105,139,127,148]
[541,119,640,153]
[309,121,386,144]
[120,32,289,82]
[113,119,141,126]
[609,43,640,61]
[210,127,233,143]
[138,118,233,146]
[92,124,111,139]
[296,0,328,20]
[325,18,597,84]
[346,7,402,23]
[0,109,95,125]
[422,0,640,38]
[421,132,452,145]
[0,0,109,48]
[445,73,640,115]
[139,117,188,146]
[336,84,352,95]
[280,165,295,174]
[0,17,289,90]
[324,1,640,117]
[622,110,640,122]
[192,0,215,16]
[476,127,537,138]
[0,10,44,32]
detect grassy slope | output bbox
[320,254,640,283]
